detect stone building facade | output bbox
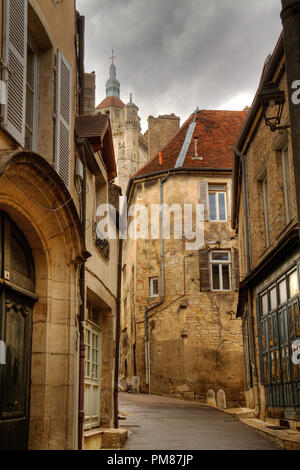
[95,59,180,195]
[120,108,247,407]
[232,33,300,426]
[147,114,180,161]
[0,0,120,450]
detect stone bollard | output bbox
[217,389,227,409]
[206,389,216,407]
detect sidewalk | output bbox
[223,408,300,450]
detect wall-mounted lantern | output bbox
[258,81,290,132]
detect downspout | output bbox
[114,236,123,428]
[77,14,85,451]
[144,171,170,394]
[235,148,260,416]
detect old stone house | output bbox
[232,31,300,426]
[0,0,120,450]
[95,59,180,195]
[120,108,247,407]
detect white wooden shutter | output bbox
[55,50,72,189]
[227,181,232,222]
[198,182,209,220]
[2,0,27,146]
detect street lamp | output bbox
[258,81,290,132]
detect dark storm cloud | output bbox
[76,0,282,131]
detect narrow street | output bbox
[119,393,279,450]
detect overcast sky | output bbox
[76,0,282,133]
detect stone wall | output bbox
[84,72,96,115]
[121,172,245,407]
[148,114,180,160]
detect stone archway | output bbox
[0,151,89,449]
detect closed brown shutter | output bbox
[232,248,240,291]
[199,249,210,291]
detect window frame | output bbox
[84,309,101,431]
[210,251,232,291]
[208,185,227,222]
[149,277,159,298]
[262,176,270,248]
[25,36,39,152]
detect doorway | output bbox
[0,212,36,450]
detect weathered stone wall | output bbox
[148,114,180,160]
[236,67,300,421]
[121,172,245,406]
[84,72,96,115]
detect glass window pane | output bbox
[289,271,299,298]
[209,193,217,220]
[212,252,229,261]
[279,280,287,304]
[222,265,230,290]
[27,45,34,88]
[270,287,277,310]
[26,86,34,129]
[262,293,268,315]
[218,193,226,221]
[212,264,220,289]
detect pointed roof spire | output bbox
[106,50,120,98]
[110,49,116,64]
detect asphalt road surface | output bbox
[119,392,279,450]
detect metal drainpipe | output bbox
[235,148,260,416]
[114,236,123,428]
[77,14,85,451]
[144,171,170,394]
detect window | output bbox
[25,41,38,150]
[84,301,101,430]
[289,270,299,298]
[262,177,270,248]
[2,1,72,188]
[150,277,159,298]
[210,251,231,291]
[282,148,292,224]
[209,185,227,221]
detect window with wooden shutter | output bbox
[198,182,209,220]
[55,50,72,189]
[199,249,210,291]
[2,0,28,146]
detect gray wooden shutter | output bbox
[198,182,209,220]
[2,0,27,146]
[199,249,210,291]
[232,248,240,291]
[55,50,72,189]
[227,181,232,222]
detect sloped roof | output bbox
[96,96,125,109]
[135,109,247,177]
[75,114,117,181]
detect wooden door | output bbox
[0,213,35,450]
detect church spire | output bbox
[106,49,120,98]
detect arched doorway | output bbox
[0,211,36,450]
